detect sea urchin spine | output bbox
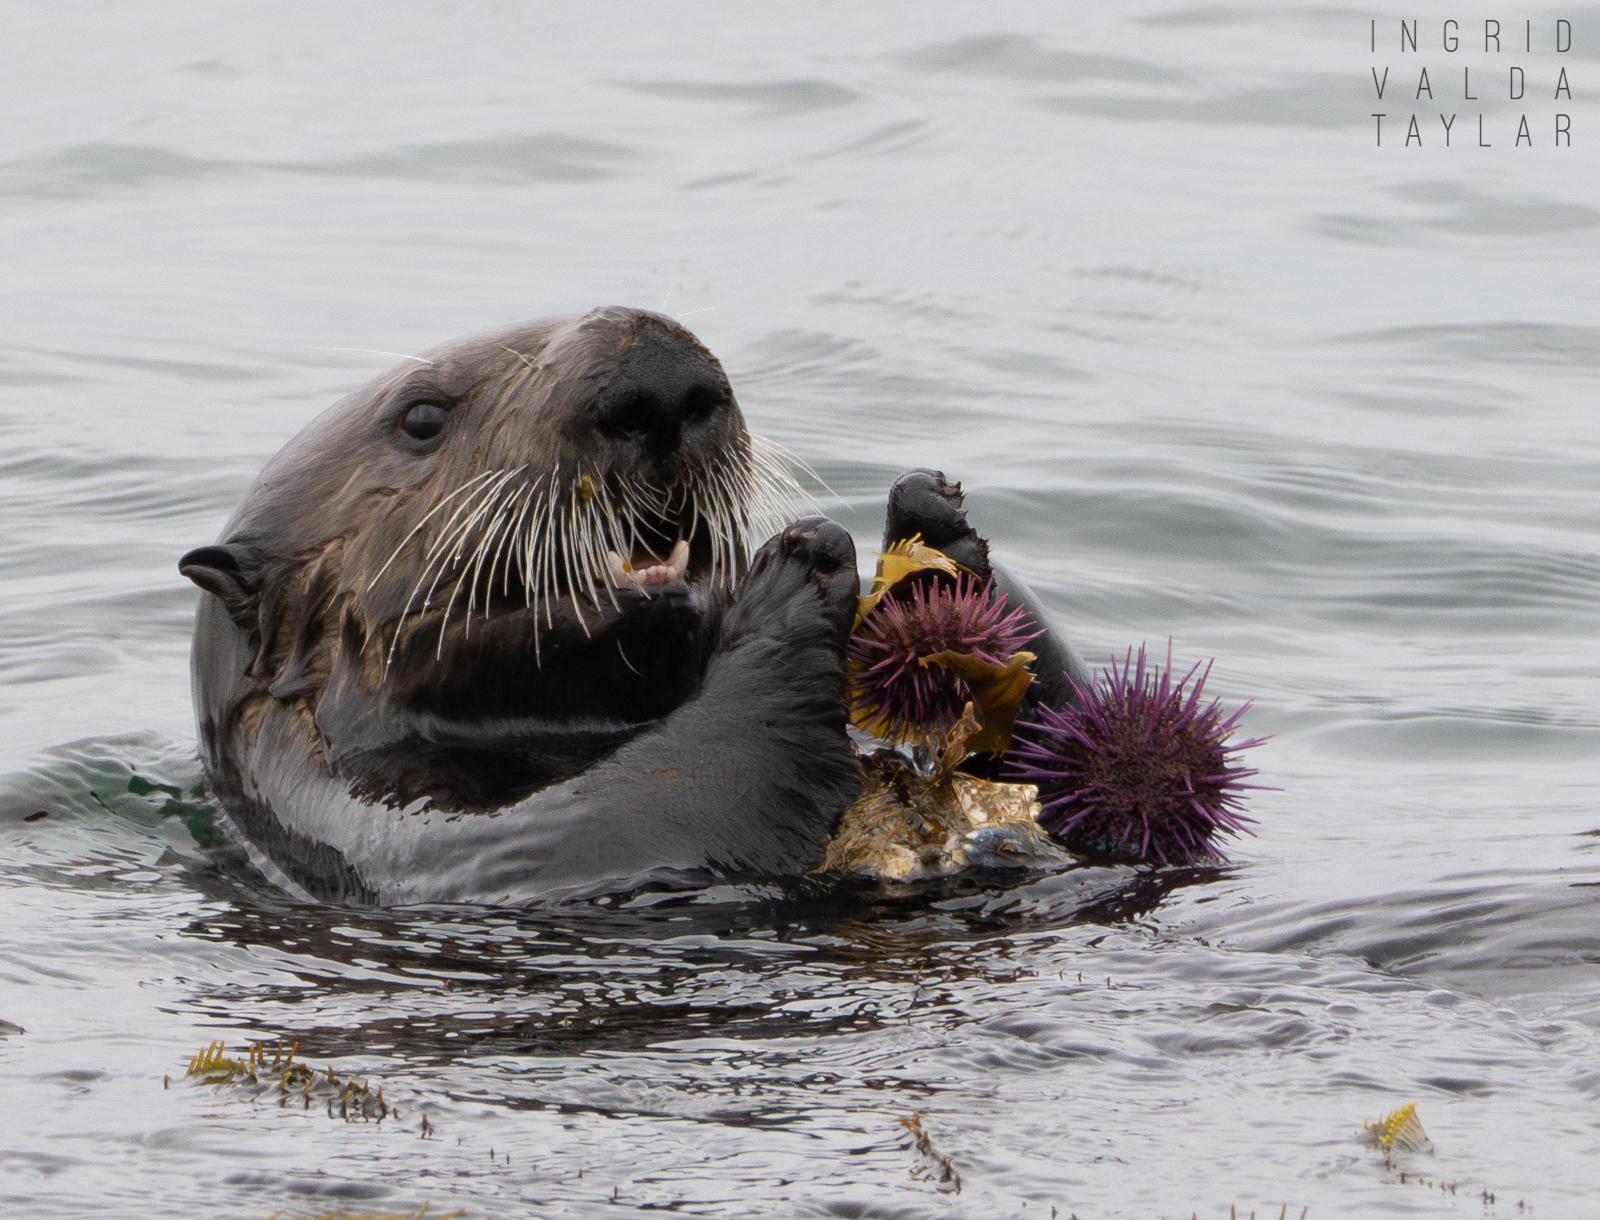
[847,574,1040,748]
[1006,643,1266,867]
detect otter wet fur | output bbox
[181,308,866,905]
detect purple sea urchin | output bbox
[847,573,1041,749]
[1007,643,1266,866]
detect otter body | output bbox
[182,309,1087,906]
[182,308,861,905]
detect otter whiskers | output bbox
[371,435,812,670]
[385,467,528,666]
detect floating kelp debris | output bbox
[852,535,962,626]
[1008,642,1266,867]
[185,1039,391,1122]
[848,536,1040,759]
[1363,1102,1433,1168]
[74,771,225,847]
[126,773,225,847]
[898,1111,960,1194]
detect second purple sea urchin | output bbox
[1006,643,1266,867]
[847,573,1041,749]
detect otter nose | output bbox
[592,331,730,461]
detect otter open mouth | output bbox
[605,539,692,593]
[372,440,810,667]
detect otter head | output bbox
[180,307,803,758]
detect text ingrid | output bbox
[1369,18,1573,147]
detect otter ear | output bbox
[179,544,262,627]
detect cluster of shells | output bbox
[825,539,1064,881]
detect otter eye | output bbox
[399,401,450,441]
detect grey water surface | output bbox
[2,2,1598,1217]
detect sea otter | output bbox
[179,307,1082,905]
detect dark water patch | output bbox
[1317,184,1600,246]
[1138,4,1365,29]
[324,134,634,184]
[1194,865,1600,1005]
[0,343,264,385]
[900,34,1179,85]
[975,477,1600,632]
[1313,213,1416,246]
[733,329,886,387]
[1041,76,1360,129]
[616,79,865,117]
[0,135,635,198]
[1073,263,1213,294]
[277,1179,394,1201]
[980,483,1300,566]
[1137,4,1260,25]
[1332,389,1503,418]
[1309,715,1600,761]
[1332,322,1600,369]
[811,285,986,329]
[175,58,246,79]
[159,860,1216,1070]
[1327,552,1600,614]
[964,348,1095,384]
[0,144,226,197]
[0,1149,82,1177]
[798,117,931,165]
[1393,182,1600,237]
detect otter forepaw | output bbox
[884,469,991,576]
[779,516,858,635]
[739,516,859,644]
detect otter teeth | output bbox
[606,539,691,592]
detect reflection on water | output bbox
[2,0,1598,1216]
